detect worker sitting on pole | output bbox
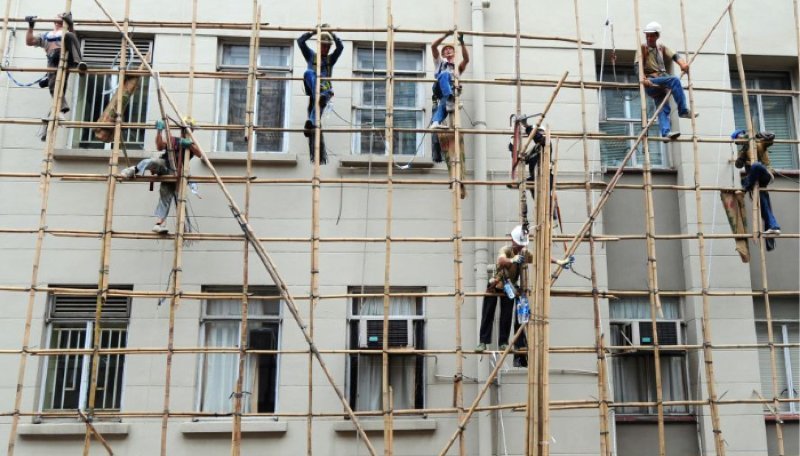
[430,31,469,129]
[297,25,344,164]
[634,21,696,140]
[732,129,781,243]
[119,118,202,234]
[24,12,86,115]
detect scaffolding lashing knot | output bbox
[453,373,463,383]
[701,288,709,295]
[591,287,600,296]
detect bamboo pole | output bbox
[88,2,378,453]
[633,4,667,455]
[78,410,114,456]
[83,2,130,453]
[571,1,613,453]
[679,1,727,454]
[381,2,397,454]
[187,0,198,115]
[0,0,11,70]
[5,0,74,451]
[728,5,787,455]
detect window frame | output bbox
[37,286,131,415]
[214,41,292,154]
[196,286,283,415]
[754,317,799,414]
[597,68,669,169]
[345,287,426,412]
[730,70,798,170]
[609,298,690,416]
[352,45,425,156]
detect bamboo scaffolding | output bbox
[77,409,114,456]
[83,2,130,454]
[728,4,787,455]
[679,1,727,454]
[87,1,379,453]
[5,0,73,453]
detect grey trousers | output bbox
[135,158,175,220]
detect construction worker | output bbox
[634,21,696,140]
[24,12,86,114]
[509,123,546,195]
[430,31,469,129]
[119,119,202,234]
[297,26,344,164]
[732,129,781,244]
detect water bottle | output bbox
[503,279,516,300]
[517,295,530,325]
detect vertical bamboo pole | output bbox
[0,0,12,69]
[186,0,198,116]
[678,2,727,454]
[381,1,396,454]
[84,1,130,454]
[728,5,786,454]
[450,1,466,455]
[632,3,667,455]
[6,0,73,453]
[308,0,323,453]
[571,1,613,453]
[230,4,260,455]
[538,130,555,456]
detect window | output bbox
[199,287,281,414]
[610,298,688,414]
[40,286,130,411]
[72,37,152,150]
[347,288,425,411]
[598,69,667,168]
[353,47,424,155]
[731,72,798,169]
[216,44,291,153]
[754,298,799,413]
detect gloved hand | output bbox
[512,254,525,265]
[155,119,165,131]
[25,16,37,29]
[180,138,194,148]
[457,32,465,44]
[60,12,74,28]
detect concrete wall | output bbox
[0,0,797,455]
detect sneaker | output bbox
[430,121,446,129]
[665,131,681,140]
[303,120,313,138]
[499,344,508,351]
[77,62,88,72]
[679,110,698,119]
[476,343,486,353]
[554,258,570,267]
[119,166,136,179]
[152,223,169,234]
[765,228,781,235]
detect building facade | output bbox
[0,0,797,455]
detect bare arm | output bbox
[155,131,167,151]
[674,55,689,74]
[457,34,469,73]
[25,28,36,46]
[431,32,451,64]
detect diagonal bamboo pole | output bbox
[78,410,114,455]
[84,2,130,454]
[6,1,74,451]
[678,1,727,454]
[88,1,377,453]
[728,4,786,455]
[571,0,613,453]
[231,4,260,455]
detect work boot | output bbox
[38,78,49,88]
[303,120,313,138]
[678,110,698,119]
[59,97,70,114]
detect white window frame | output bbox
[352,46,425,156]
[38,288,130,414]
[755,319,798,414]
[598,69,669,169]
[196,287,283,414]
[215,42,292,153]
[609,299,690,415]
[70,37,153,150]
[346,287,426,412]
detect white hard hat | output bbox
[644,21,662,34]
[510,225,529,246]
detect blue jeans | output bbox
[431,72,454,123]
[303,70,332,126]
[742,162,780,231]
[646,75,688,137]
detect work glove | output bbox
[512,254,525,265]
[155,119,165,131]
[180,138,194,148]
[60,12,73,28]
[25,16,37,29]
[457,32,464,44]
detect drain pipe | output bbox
[471,0,491,455]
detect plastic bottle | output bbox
[517,295,530,324]
[503,279,516,300]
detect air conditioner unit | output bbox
[358,319,413,349]
[619,321,682,347]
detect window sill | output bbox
[18,422,130,437]
[54,148,150,161]
[338,155,436,171]
[765,414,800,422]
[180,419,288,435]
[603,167,678,175]
[615,414,696,423]
[332,418,436,433]
[53,149,298,166]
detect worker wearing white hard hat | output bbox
[635,21,697,140]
